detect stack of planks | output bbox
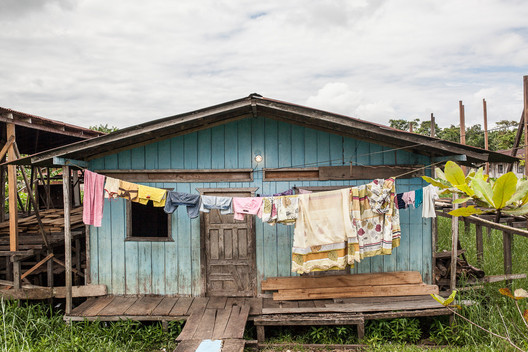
[0,207,83,235]
[262,271,439,301]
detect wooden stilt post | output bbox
[6,122,20,289]
[483,99,489,175]
[0,165,5,223]
[430,113,435,138]
[62,165,72,314]
[459,101,466,175]
[72,171,80,207]
[523,76,528,176]
[450,194,459,291]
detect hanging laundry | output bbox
[298,189,313,194]
[422,184,439,218]
[118,180,139,202]
[164,191,201,218]
[402,191,415,208]
[292,189,353,274]
[259,197,277,223]
[199,195,233,214]
[396,193,406,209]
[349,178,400,261]
[104,176,120,199]
[415,188,423,208]
[137,185,168,207]
[275,195,299,225]
[232,197,263,221]
[83,170,106,227]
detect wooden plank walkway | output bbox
[175,302,250,352]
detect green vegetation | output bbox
[389,118,520,151]
[0,299,182,352]
[89,124,119,134]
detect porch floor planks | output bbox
[207,296,227,309]
[125,296,164,316]
[222,304,250,339]
[70,297,97,316]
[212,307,233,339]
[169,297,194,316]
[82,296,115,317]
[98,296,138,316]
[151,297,180,316]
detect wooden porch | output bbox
[65,294,451,345]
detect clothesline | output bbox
[83,170,439,274]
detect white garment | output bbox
[422,184,439,218]
[103,176,120,199]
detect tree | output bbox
[488,120,519,151]
[415,120,441,137]
[389,119,410,131]
[465,124,485,148]
[89,124,119,134]
[436,125,460,143]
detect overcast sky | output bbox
[1,0,527,130]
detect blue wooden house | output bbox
[22,94,513,298]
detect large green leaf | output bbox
[448,206,483,217]
[435,167,447,181]
[492,172,517,209]
[454,183,475,196]
[444,161,466,186]
[452,197,473,204]
[471,177,494,208]
[503,203,528,216]
[506,179,528,206]
[422,176,449,188]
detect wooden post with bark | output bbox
[483,99,489,175]
[62,165,72,314]
[450,193,459,291]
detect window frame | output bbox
[125,200,173,242]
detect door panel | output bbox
[203,191,256,297]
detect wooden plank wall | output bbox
[89,117,432,295]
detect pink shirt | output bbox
[83,170,106,227]
[232,197,264,220]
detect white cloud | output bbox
[0,0,527,130]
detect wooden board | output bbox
[125,296,163,316]
[169,297,194,316]
[222,304,250,339]
[0,285,107,300]
[70,297,97,316]
[262,271,423,291]
[82,296,115,316]
[98,296,138,316]
[150,297,179,316]
[273,284,439,301]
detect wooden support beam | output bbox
[450,194,459,291]
[4,254,54,290]
[7,122,18,253]
[52,157,88,168]
[36,167,52,209]
[0,284,107,300]
[63,165,72,314]
[13,143,50,250]
[524,75,528,177]
[483,99,489,175]
[52,257,85,278]
[506,110,524,173]
[0,165,5,222]
[0,136,15,161]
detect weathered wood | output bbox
[212,306,232,339]
[0,285,107,300]
[274,284,439,301]
[524,75,528,176]
[98,296,138,316]
[221,339,245,352]
[96,169,253,182]
[450,194,459,292]
[0,136,15,163]
[7,123,17,252]
[503,231,513,276]
[174,339,201,352]
[263,168,319,181]
[193,308,216,340]
[223,304,250,339]
[3,253,54,289]
[169,297,194,316]
[254,313,364,326]
[176,308,206,341]
[434,250,466,259]
[70,297,97,316]
[53,257,84,277]
[151,297,179,316]
[125,296,163,316]
[12,260,21,289]
[63,166,72,312]
[207,296,227,309]
[262,271,423,291]
[437,211,528,238]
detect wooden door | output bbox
[202,190,256,297]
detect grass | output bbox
[0,299,182,352]
[1,217,527,351]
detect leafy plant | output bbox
[423,161,528,218]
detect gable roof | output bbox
[9,94,517,166]
[0,107,105,154]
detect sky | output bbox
[1,0,528,131]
